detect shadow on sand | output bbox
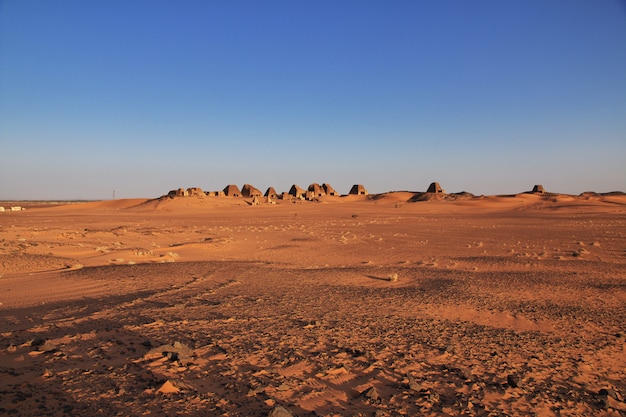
[365,275,392,282]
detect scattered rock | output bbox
[248,385,266,396]
[172,341,194,356]
[407,375,421,392]
[425,389,440,403]
[361,386,381,402]
[506,373,520,388]
[146,341,195,365]
[30,337,46,348]
[38,340,57,353]
[157,380,180,394]
[458,367,473,381]
[388,273,398,282]
[268,406,293,417]
[599,388,621,401]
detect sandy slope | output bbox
[1,193,625,416]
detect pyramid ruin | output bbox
[427,182,444,193]
[349,184,368,196]
[223,184,242,197]
[241,184,262,198]
[264,187,278,199]
[322,183,338,196]
[307,183,325,199]
[532,184,546,194]
[289,184,306,199]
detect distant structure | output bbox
[241,184,262,198]
[289,184,306,199]
[186,187,204,197]
[264,187,279,199]
[349,184,368,196]
[168,188,186,198]
[167,187,205,198]
[532,184,546,194]
[307,183,325,199]
[251,195,262,205]
[427,182,444,193]
[223,184,242,197]
[322,183,338,196]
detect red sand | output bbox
[1,192,625,416]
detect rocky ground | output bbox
[1,193,625,416]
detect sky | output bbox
[1,1,625,200]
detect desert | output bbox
[1,187,625,417]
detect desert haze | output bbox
[1,190,625,417]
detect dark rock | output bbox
[598,396,610,409]
[30,338,46,347]
[507,374,520,388]
[599,388,619,400]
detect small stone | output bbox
[456,367,472,381]
[157,380,180,394]
[428,390,440,402]
[38,341,57,353]
[30,338,45,348]
[599,388,620,400]
[407,375,421,392]
[361,386,381,402]
[507,374,520,388]
[268,406,293,417]
[172,341,194,356]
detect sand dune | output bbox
[1,193,625,416]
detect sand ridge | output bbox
[1,193,625,416]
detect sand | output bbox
[1,192,625,416]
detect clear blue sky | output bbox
[1,1,625,200]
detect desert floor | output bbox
[1,192,625,417]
